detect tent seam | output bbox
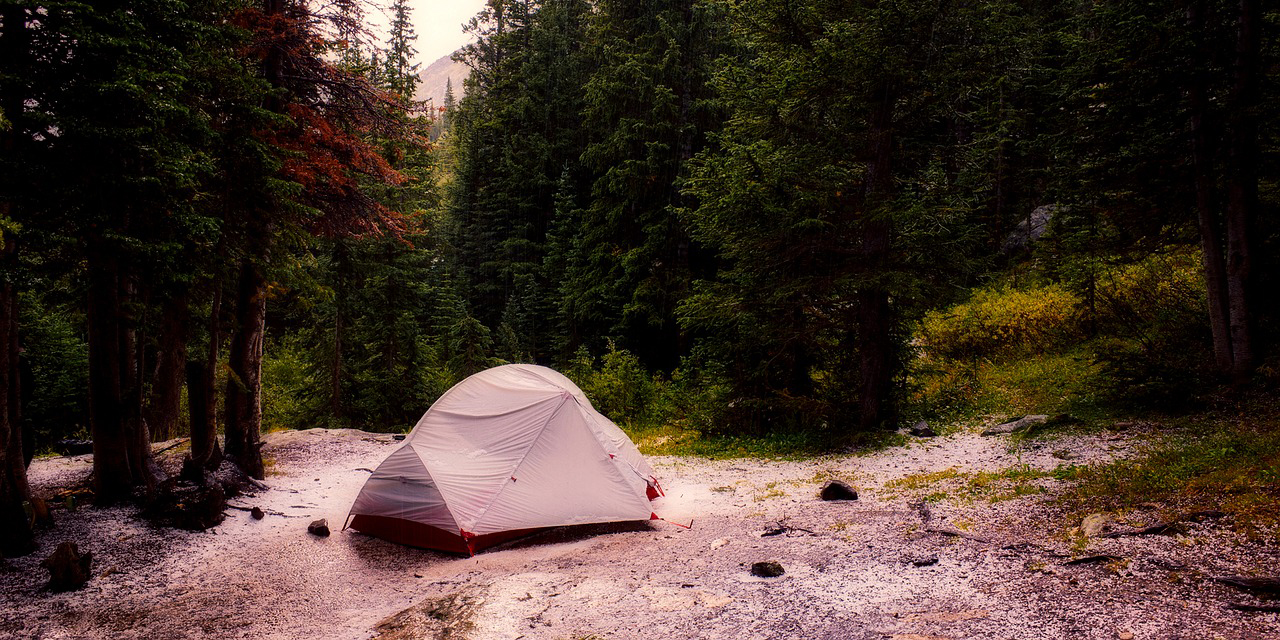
[466,392,572,532]
[570,396,655,514]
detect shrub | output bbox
[262,337,312,432]
[918,284,1083,360]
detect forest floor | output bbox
[2,424,1278,640]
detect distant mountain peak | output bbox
[414,50,470,109]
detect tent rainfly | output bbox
[346,364,664,554]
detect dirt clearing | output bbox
[2,427,1277,639]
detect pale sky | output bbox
[367,0,488,67]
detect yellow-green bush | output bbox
[1093,248,1205,332]
[919,284,1083,360]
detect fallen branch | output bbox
[1099,523,1178,538]
[153,438,191,455]
[931,527,988,542]
[1214,577,1280,595]
[225,503,305,518]
[1063,555,1122,566]
[761,520,816,537]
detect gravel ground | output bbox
[1,426,1278,639]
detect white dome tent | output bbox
[346,364,664,554]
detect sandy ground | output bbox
[2,426,1278,639]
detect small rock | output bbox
[710,538,730,550]
[393,434,407,441]
[1117,632,1134,640]
[905,554,939,567]
[1052,449,1079,460]
[1111,421,1135,431]
[250,507,265,520]
[308,519,331,537]
[909,421,936,438]
[750,561,785,578]
[1081,513,1112,537]
[981,415,1048,436]
[42,542,92,592]
[819,480,858,501]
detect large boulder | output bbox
[1002,205,1056,253]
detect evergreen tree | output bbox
[384,0,421,102]
[683,0,995,432]
[556,0,727,370]
[449,0,593,360]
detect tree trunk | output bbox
[123,279,155,489]
[185,286,223,477]
[86,250,156,501]
[147,293,188,442]
[330,241,348,419]
[1223,0,1260,382]
[1186,0,1234,374]
[87,252,132,501]
[857,87,896,431]
[0,4,35,558]
[0,237,34,557]
[224,259,267,479]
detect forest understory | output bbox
[2,423,1277,640]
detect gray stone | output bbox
[904,554,939,567]
[1081,513,1112,537]
[909,421,936,438]
[981,415,1049,436]
[1002,205,1056,253]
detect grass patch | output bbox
[754,481,786,501]
[907,347,1115,430]
[1058,419,1280,532]
[883,464,1079,503]
[884,467,966,491]
[624,422,905,459]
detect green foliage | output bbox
[570,341,657,424]
[262,337,310,432]
[907,348,1107,427]
[911,247,1213,423]
[1060,419,1280,531]
[919,285,1083,360]
[681,0,1003,433]
[17,292,89,449]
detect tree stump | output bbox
[42,542,92,592]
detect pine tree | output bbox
[683,0,995,432]
[449,0,593,360]
[384,0,421,102]
[558,0,727,370]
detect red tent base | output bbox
[348,514,539,555]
